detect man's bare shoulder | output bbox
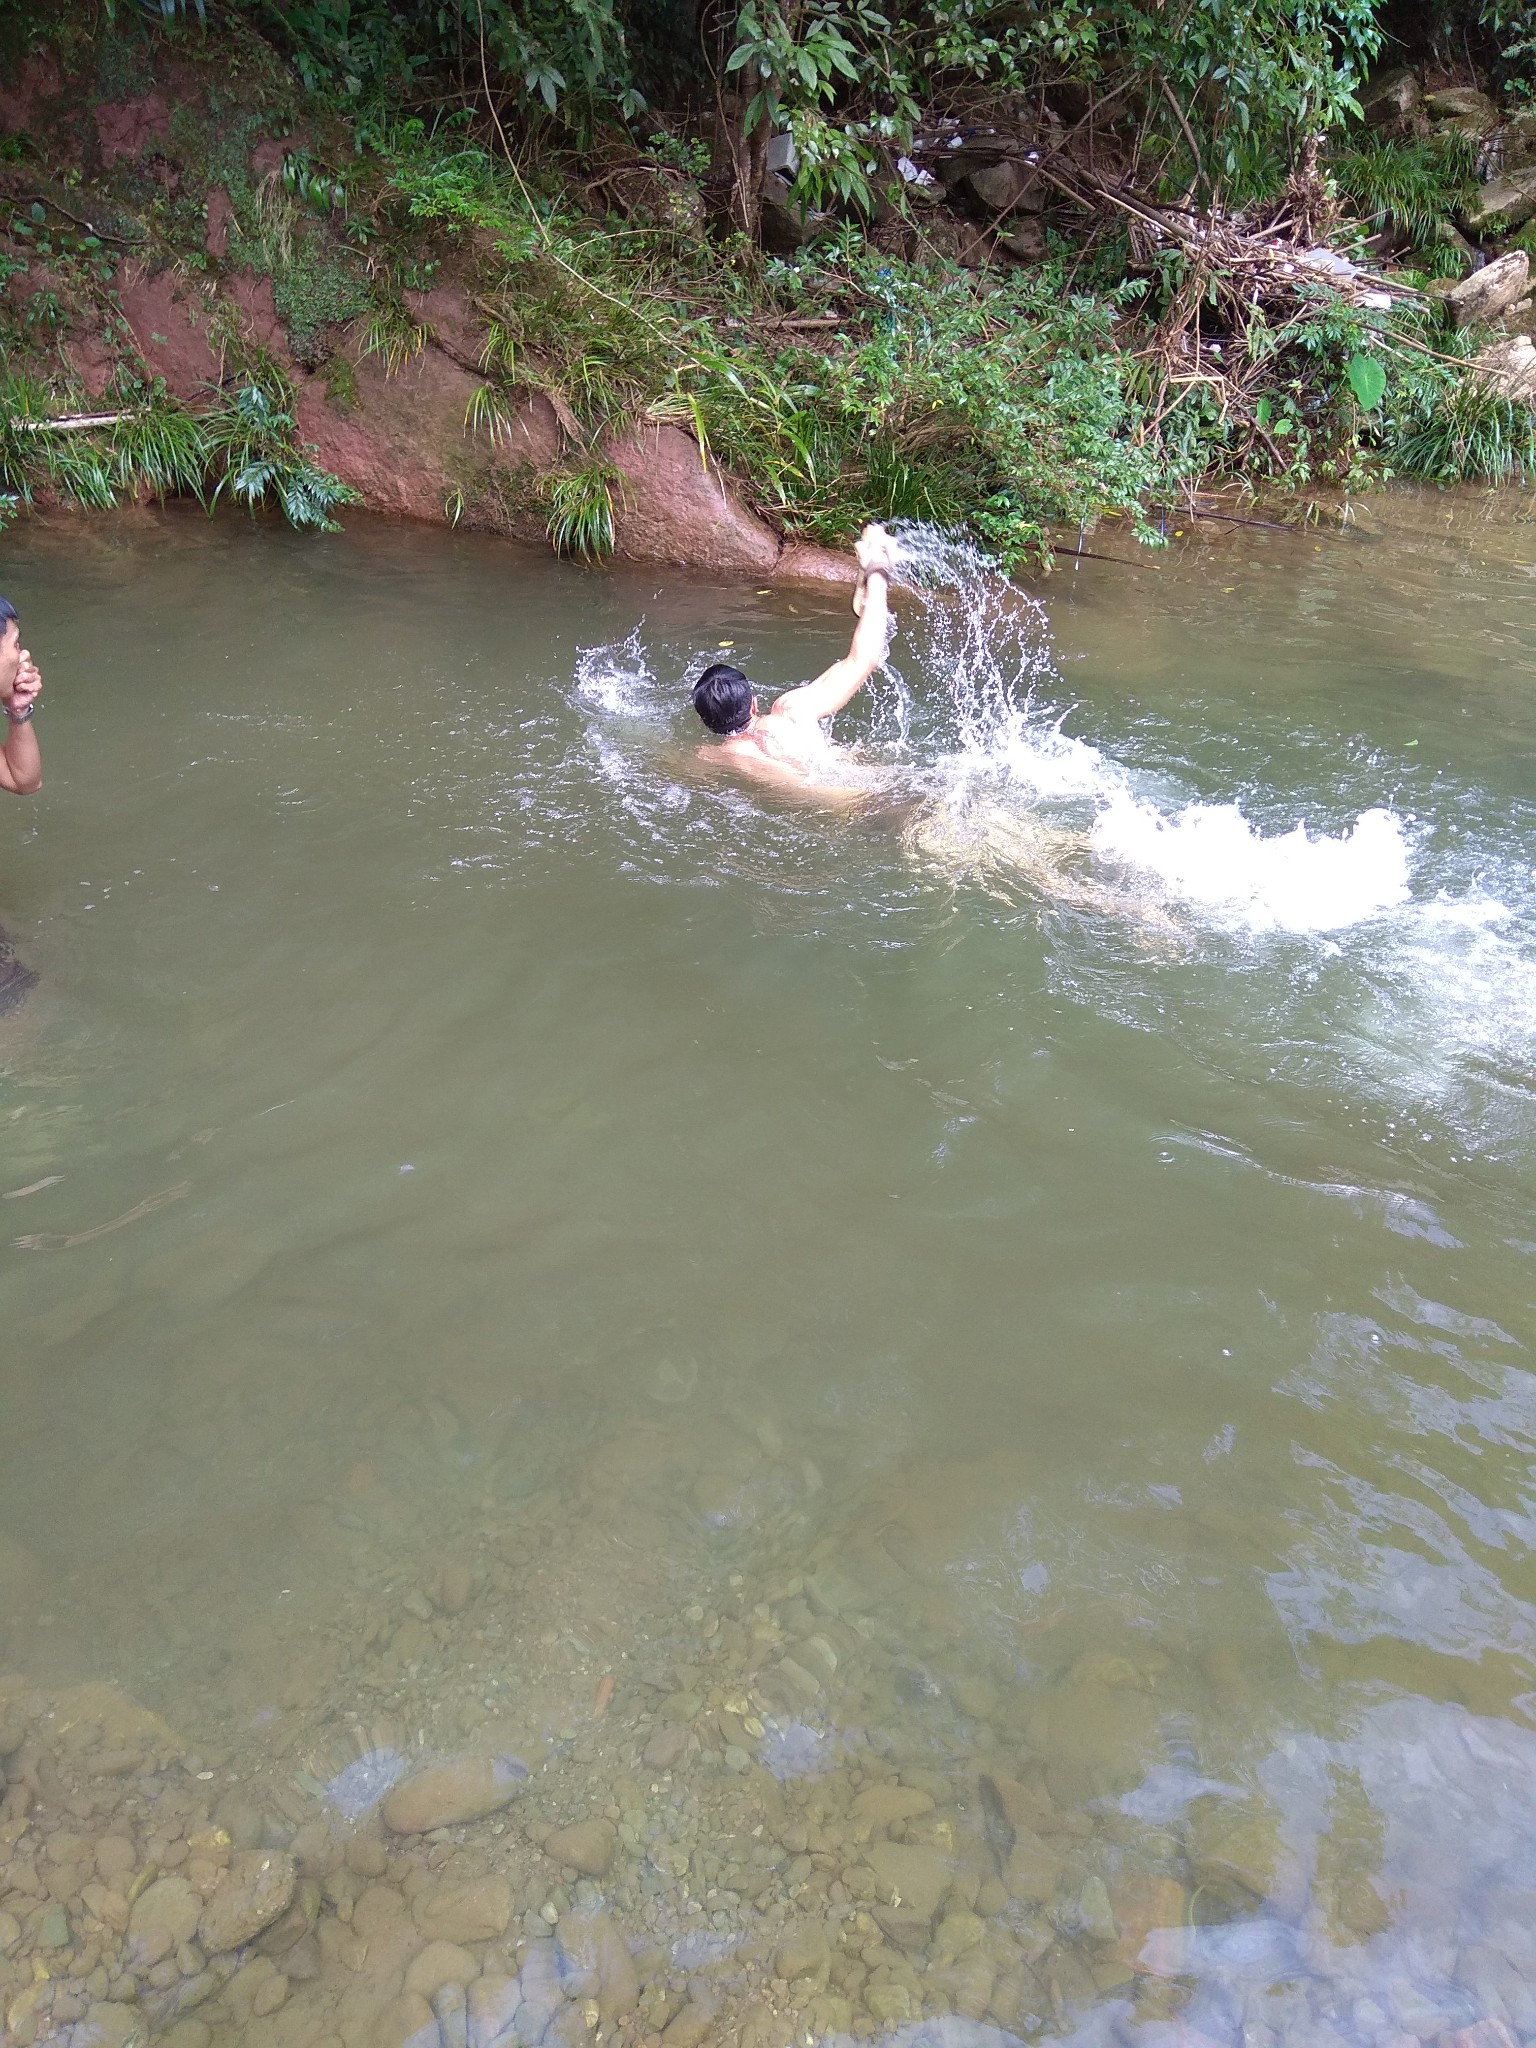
[699,734,806,786]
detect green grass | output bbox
[0,368,358,529]
[1388,375,1536,483]
[542,457,622,559]
[1328,133,1478,258]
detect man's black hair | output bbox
[692,662,753,736]
[0,598,16,633]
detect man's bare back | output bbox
[691,524,897,802]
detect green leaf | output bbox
[1346,351,1387,412]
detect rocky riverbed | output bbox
[3,1378,1536,2048]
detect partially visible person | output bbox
[691,522,897,799]
[0,596,42,795]
[0,595,43,1015]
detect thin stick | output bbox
[14,412,137,432]
[25,195,142,247]
[1155,70,1206,207]
[1045,543,1137,565]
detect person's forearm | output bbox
[3,719,41,793]
[850,568,889,671]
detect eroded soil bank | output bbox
[0,44,855,584]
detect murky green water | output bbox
[1,493,1535,2048]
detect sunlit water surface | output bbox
[2,493,1536,2048]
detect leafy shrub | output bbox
[202,379,361,526]
[678,254,1166,565]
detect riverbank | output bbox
[1,11,1535,578]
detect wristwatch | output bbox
[5,702,35,724]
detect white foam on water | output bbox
[573,627,656,717]
[888,525,1419,939]
[991,718,1116,801]
[1089,795,1414,935]
[1357,887,1536,1116]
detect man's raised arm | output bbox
[0,651,42,795]
[772,525,896,726]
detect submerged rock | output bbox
[1025,1675,1161,1803]
[70,2006,142,2048]
[0,931,36,1017]
[851,1783,934,1829]
[369,1991,438,2048]
[543,1817,617,1877]
[198,1851,296,1954]
[642,1725,689,1771]
[412,1876,513,1944]
[126,1877,202,1965]
[773,1922,831,1984]
[403,1940,481,1999]
[867,1838,953,1918]
[556,1909,640,2020]
[1109,1871,1188,1973]
[1184,1795,1296,1908]
[382,1751,527,1833]
[466,1972,520,2047]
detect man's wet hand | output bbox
[856,524,897,576]
[5,652,41,715]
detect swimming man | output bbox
[691,523,896,795]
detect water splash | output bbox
[886,522,1415,938]
[1090,797,1413,934]
[574,626,655,718]
[886,522,1061,755]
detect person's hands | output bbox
[5,651,41,719]
[855,523,898,576]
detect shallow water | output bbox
[2,491,1536,2048]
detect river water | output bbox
[1,493,1534,2048]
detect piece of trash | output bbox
[1298,247,1359,279]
